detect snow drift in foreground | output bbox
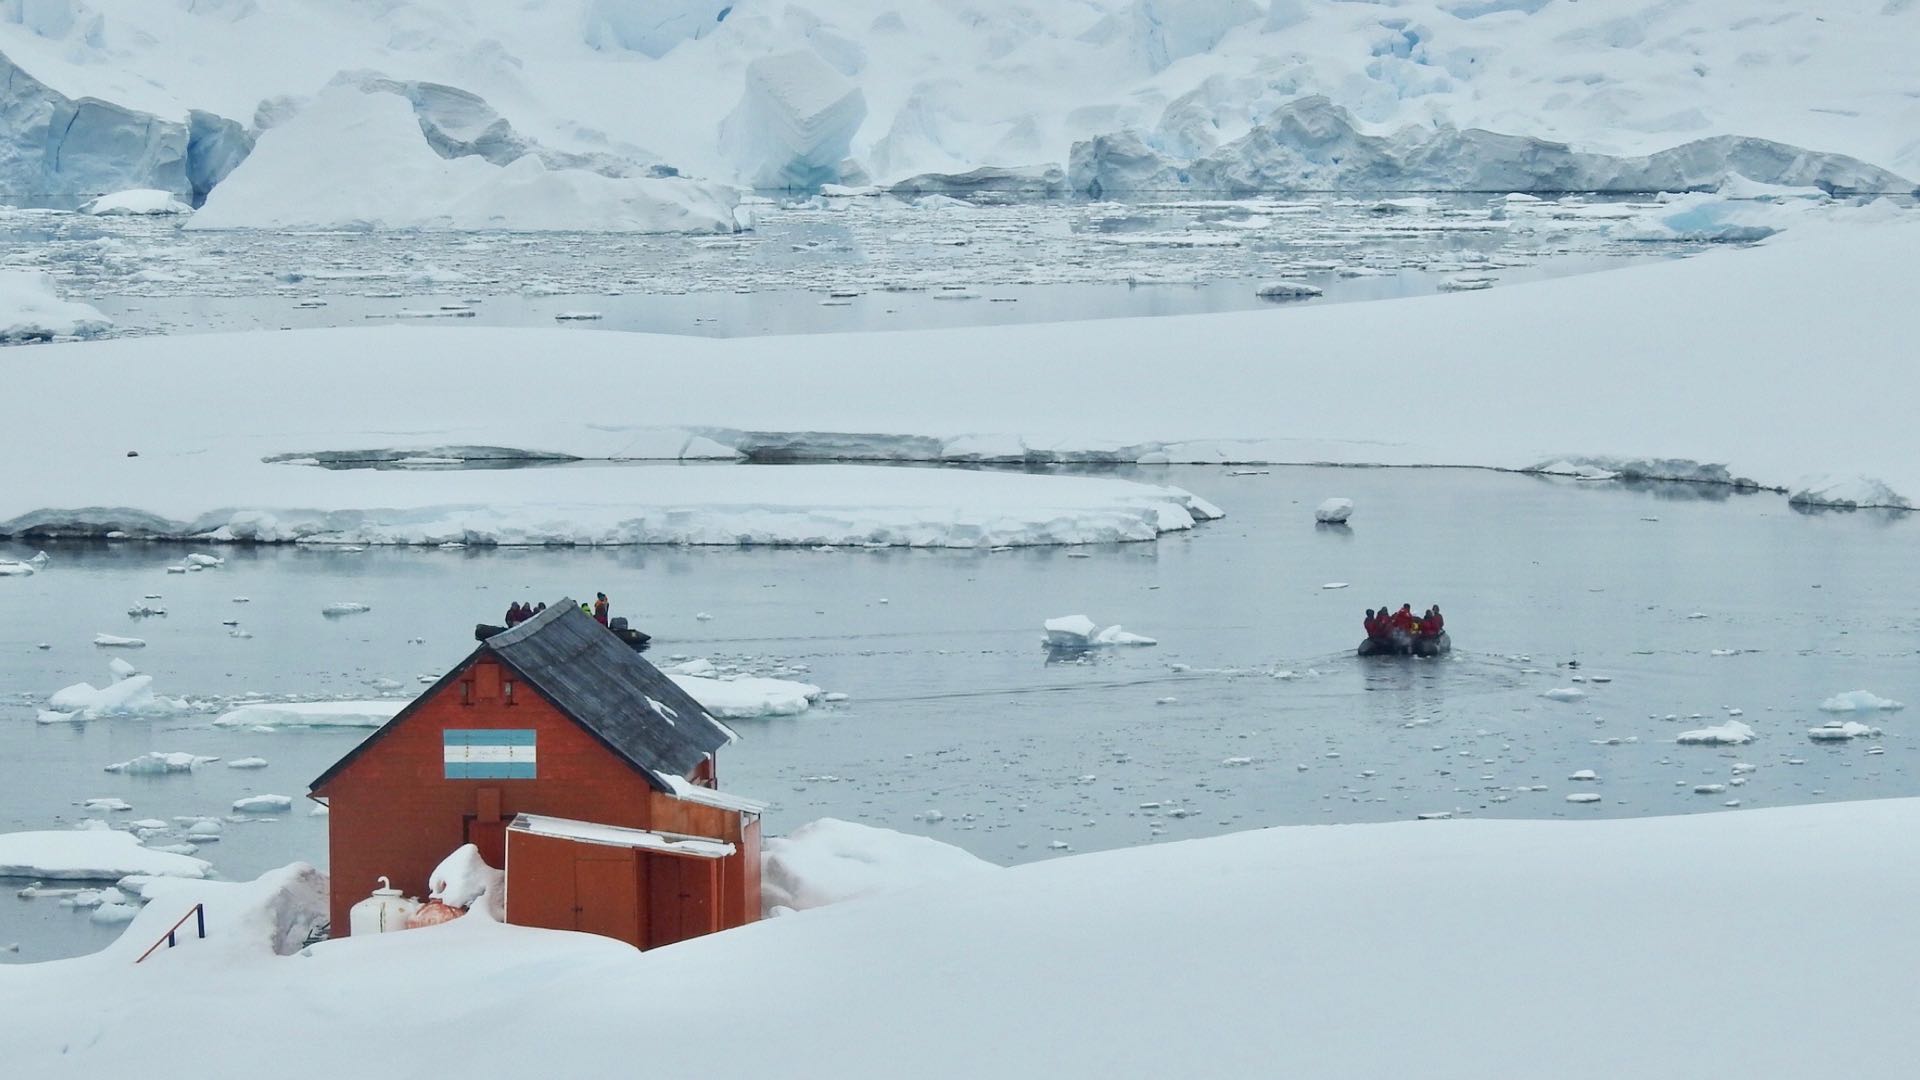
[7,801,1920,1077]
[188,87,739,234]
[760,818,999,915]
[0,271,112,344]
[0,463,1223,549]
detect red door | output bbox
[572,851,639,947]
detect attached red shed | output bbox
[309,599,764,946]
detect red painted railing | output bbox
[134,903,206,964]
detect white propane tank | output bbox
[348,876,420,935]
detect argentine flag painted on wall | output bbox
[444,729,537,779]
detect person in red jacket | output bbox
[1390,604,1415,634]
[1426,605,1445,636]
[593,592,611,626]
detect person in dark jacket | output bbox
[1425,605,1445,636]
[504,602,524,626]
[1363,608,1379,639]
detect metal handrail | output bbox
[134,903,206,964]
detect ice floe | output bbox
[1818,690,1904,713]
[212,701,407,729]
[1676,721,1757,746]
[1044,615,1158,649]
[0,829,212,880]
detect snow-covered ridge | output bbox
[1070,97,1913,196]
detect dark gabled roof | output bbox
[311,598,735,796]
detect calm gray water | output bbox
[3,465,1914,962]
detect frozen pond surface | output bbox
[3,195,1696,338]
[3,465,1914,961]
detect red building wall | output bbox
[314,655,760,938]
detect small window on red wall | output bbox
[460,680,473,706]
[503,680,516,705]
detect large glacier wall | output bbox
[720,50,866,190]
[1070,97,1917,196]
[0,48,249,206]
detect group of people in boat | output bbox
[504,592,614,628]
[1364,603,1444,642]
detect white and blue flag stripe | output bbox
[443,729,537,779]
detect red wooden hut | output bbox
[309,599,764,949]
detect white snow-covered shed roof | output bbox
[507,814,735,859]
[662,774,769,815]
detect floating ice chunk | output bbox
[0,560,37,576]
[1818,691,1904,713]
[81,189,193,216]
[1565,793,1602,804]
[91,902,141,924]
[1543,688,1587,702]
[1044,614,1157,648]
[232,795,294,813]
[1321,582,1350,590]
[669,673,821,719]
[554,311,604,321]
[1314,498,1353,524]
[228,758,269,770]
[48,672,189,721]
[1676,721,1756,746]
[1694,784,1728,795]
[321,602,371,616]
[104,752,215,775]
[1808,721,1882,742]
[0,270,113,342]
[1567,769,1599,782]
[107,657,139,679]
[186,820,223,839]
[0,829,212,879]
[1254,280,1323,300]
[184,553,224,568]
[83,798,134,812]
[212,701,406,729]
[92,634,146,648]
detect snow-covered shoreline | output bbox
[5,799,1918,1077]
[2,212,1915,530]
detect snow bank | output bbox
[4,213,1920,520]
[1675,720,1756,746]
[1,462,1222,549]
[1819,691,1905,713]
[1044,615,1158,649]
[0,271,112,343]
[669,674,821,719]
[760,818,999,914]
[0,829,211,880]
[428,844,504,917]
[80,188,193,215]
[8,801,1920,1077]
[189,87,738,234]
[211,701,407,729]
